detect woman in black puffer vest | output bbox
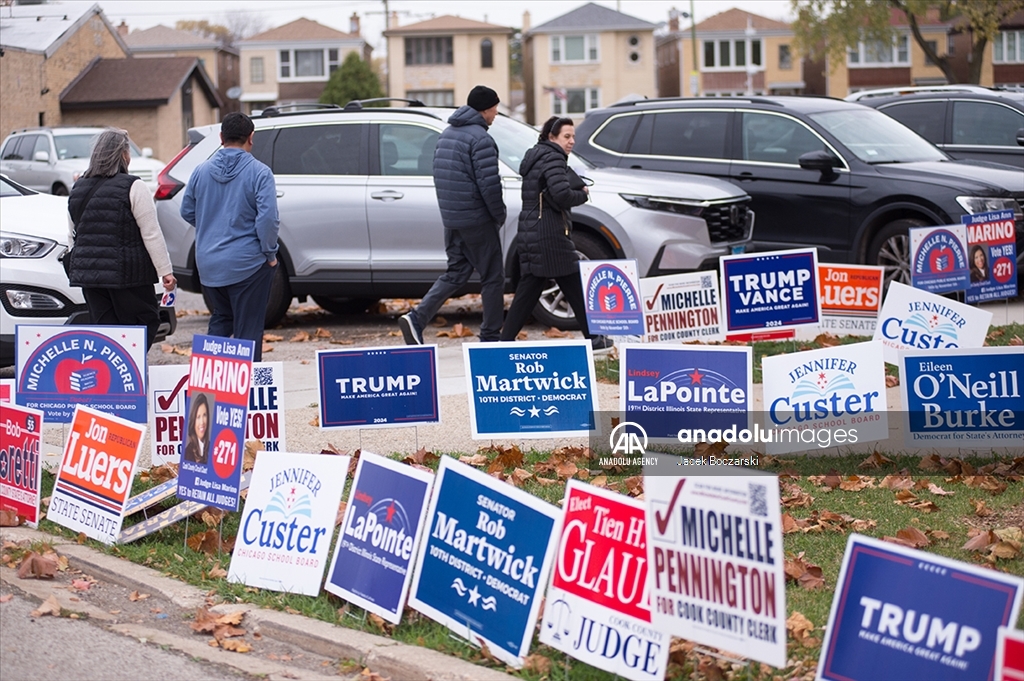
[500,117,610,350]
[67,129,176,350]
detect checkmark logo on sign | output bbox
[157,374,189,411]
[654,479,686,535]
[645,284,664,311]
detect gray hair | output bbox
[82,128,130,178]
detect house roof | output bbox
[124,24,224,51]
[242,18,360,43]
[694,8,791,33]
[529,2,656,34]
[384,15,513,36]
[0,1,129,58]
[60,56,223,109]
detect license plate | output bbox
[731,245,746,254]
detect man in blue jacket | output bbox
[181,112,279,361]
[400,85,507,344]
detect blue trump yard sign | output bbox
[408,456,561,668]
[818,534,1023,681]
[317,346,439,429]
[719,248,820,333]
[463,341,597,439]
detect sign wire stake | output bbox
[564,651,570,681]
[183,513,189,551]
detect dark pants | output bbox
[413,226,504,341]
[203,262,275,361]
[500,269,593,341]
[83,285,160,351]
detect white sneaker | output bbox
[399,313,422,345]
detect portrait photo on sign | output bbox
[184,391,214,465]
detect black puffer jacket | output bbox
[516,141,589,278]
[68,173,157,288]
[433,106,507,231]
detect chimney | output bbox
[668,8,679,33]
[349,13,360,35]
[117,20,128,37]
[390,11,399,29]
[522,10,531,33]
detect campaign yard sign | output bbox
[644,468,786,668]
[900,347,1023,449]
[246,362,286,451]
[910,224,971,294]
[464,341,597,439]
[317,346,439,429]
[720,248,820,335]
[228,451,348,596]
[815,264,884,336]
[639,272,724,343]
[0,379,14,403]
[0,403,43,526]
[326,452,433,623]
[15,326,147,424]
[541,480,669,681]
[873,282,993,365]
[964,209,1018,304]
[818,534,1024,681]
[762,341,888,454]
[579,260,645,336]
[177,335,254,512]
[48,405,144,544]
[620,344,752,443]
[408,456,560,668]
[996,626,1024,681]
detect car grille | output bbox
[704,199,752,242]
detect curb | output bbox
[1,527,515,681]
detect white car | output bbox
[0,127,165,195]
[0,175,174,365]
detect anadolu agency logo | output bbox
[587,265,640,315]
[239,467,329,559]
[609,421,648,456]
[343,489,416,562]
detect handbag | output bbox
[62,177,108,278]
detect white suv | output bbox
[0,127,166,195]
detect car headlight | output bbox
[0,232,56,258]
[955,196,1021,215]
[619,194,706,217]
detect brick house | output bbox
[238,16,372,114]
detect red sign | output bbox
[818,264,884,317]
[997,626,1024,681]
[0,403,43,526]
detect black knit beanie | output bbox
[467,85,500,111]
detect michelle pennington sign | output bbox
[644,466,786,668]
[899,347,1023,449]
[325,452,433,624]
[817,534,1023,681]
[0,403,43,527]
[719,248,821,335]
[228,451,349,596]
[408,456,560,668]
[541,480,669,681]
[639,272,724,343]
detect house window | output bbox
[250,57,264,84]
[481,39,493,68]
[779,44,792,70]
[407,90,455,106]
[703,39,762,70]
[279,50,290,78]
[295,49,324,77]
[278,49,337,80]
[994,30,1024,63]
[329,49,340,74]
[925,40,938,66]
[704,40,715,68]
[719,41,731,67]
[848,35,910,66]
[552,87,599,115]
[404,37,454,65]
[551,35,599,63]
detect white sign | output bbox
[639,272,724,343]
[228,451,349,596]
[872,282,992,365]
[762,341,888,454]
[644,467,786,668]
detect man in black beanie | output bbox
[399,85,507,344]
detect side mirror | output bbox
[1016,128,1024,147]
[141,147,154,158]
[799,150,840,172]
[33,150,49,163]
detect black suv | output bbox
[573,96,1024,287]
[848,86,1024,169]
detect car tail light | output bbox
[154,144,193,201]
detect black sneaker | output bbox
[399,313,423,345]
[590,335,614,353]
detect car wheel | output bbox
[52,183,68,196]
[312,296,379,315]
[531,231,614,330]
[200,264,292,328]
[867,218,927,290]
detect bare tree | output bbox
[223,10,267,44]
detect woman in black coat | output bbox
[500,117,610,350]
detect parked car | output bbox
[0,127,165,195]
[572,95,1024,288]
[154,101,754,329]
[847,85,1024,169]
[0,174,175,366]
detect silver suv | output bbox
[0,127,165,195]
[154,102,754,328]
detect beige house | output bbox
[523,2,657,125]
[0,1,129,139]
[238,16,372,114]
[384,15,513,108]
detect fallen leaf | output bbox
[430,316,447,327]
[509,469,534,488]
[458,454,488,467]
[964,475,1008,496]
[839,475,875,491]
[894,489,919,505]
[308,415,319,427]
[335,500,348,527]
[781,513,802,534]
[885,374,900,388]
[263,333,284,342]
[927,530,950,540]
[16,552,57,579]
[0,510,22,526]
[962,530,997,552]
[991,542,1021,560]
[590,475,608,488]
[483,444,524,473]
[543,327,571,338]
[149,463,178,484]
[787,611,818,647]
[76,532,87,545]
[879,474,914,490]
[436,323,474,338]
[402,447,439,467]
[0,594,13,603]
[523,654,552,675]
[972,499,994,517]
[918,454,945,471]
[813,332,841,347]
[368,612,394,635]
[129,591,150,602]
[623,476,644,497]
[30,594,61,617]
[516,331,528,340]
[314,327,332,338]
[926,483,954,496]
[1009,335,1023,346]
[895,527,930,548]
[218,639,252,653]
[289,330,310,342]
[70,579,93,591]
[242,440,262,472]
[208,565,228,579]
[859,451,893,469]
[784,553,825,590]
[359,667,390,681]
[694,440,729,458]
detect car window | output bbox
[379,124,439,176]
[741,113,827,165]
[650,111,729,158]
[0,177,29,197]
[487,116,592,173]
[30,135,49,160]
[2,137,26,160]
[250,129,275,167]
[627,114,654,154]
[273,124,363,175]
[880,101,945,144]
[809,108,945,163]
[951,101,1024,146]
[593,115,639,153]
[52,134,96,160]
